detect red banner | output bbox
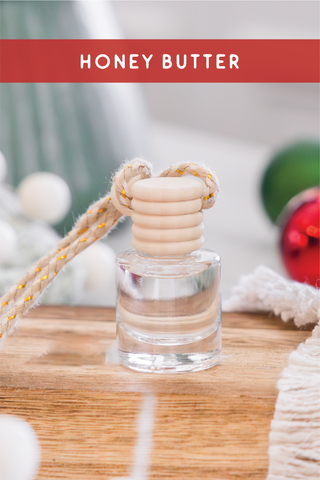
[0,39,319,83]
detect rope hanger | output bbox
[0,159,219,340]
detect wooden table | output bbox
[0,306,311,479]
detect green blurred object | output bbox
[261,140,320,223]
[0,1,146,235]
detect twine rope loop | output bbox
[0,160,219,340]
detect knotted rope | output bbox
[0,159,219,340]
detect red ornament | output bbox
[280,188,320,287]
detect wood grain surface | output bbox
[0,306,311,479]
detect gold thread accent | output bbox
[1,301,8,307]
[24,295,33,302]
[35,267,42,273]
[56,255,67,261]
[176,169,184,175]
[54,272,57,276]
[122,189,126,199]
[40,275,48,281]
[79,238,87,243]
[107,197,111,201]
[203,193,213,200]
[97,222,106,229]
[97,208,106,213]
[123,164,132,170]
[57,246,66,253]
[77,227,88,235]
[16,284,26,290]
[87,210,93,214]
[208,173,212,180]
[188,163,200,177]
[8,315,16,321]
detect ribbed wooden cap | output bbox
[130,177,205,255]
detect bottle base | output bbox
[117,322,222,373]
[118,349,222,373]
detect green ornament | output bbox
[261,140,320,223]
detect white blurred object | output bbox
[0,218,18,265]
[0,151,7,183]
[111,396,156,480]
[74,0,121,39]
[79,242,116,290]
[77,242,116,306]
[73,0,146,157]
[17,172,71,224]
[0,415,40,480]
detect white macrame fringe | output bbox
[224,265,320,328]
[267,325,320,480]
[225,266,320,480]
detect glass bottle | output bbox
[114,176,221,373]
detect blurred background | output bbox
[0,0,319,306]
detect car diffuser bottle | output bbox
[113,173,221,373]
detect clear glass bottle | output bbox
[116,248,221,373]
[113,175,222,373]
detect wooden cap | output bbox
[131,177,205,255]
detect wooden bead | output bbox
[132,237,204,256]
[131,198,202,216]
[131,177,205,202]
[132,224,204,243]
[131,211,204,229]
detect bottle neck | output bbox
[133,248,201,259]
[132,248,203,260]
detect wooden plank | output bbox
[0,306,311,479]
